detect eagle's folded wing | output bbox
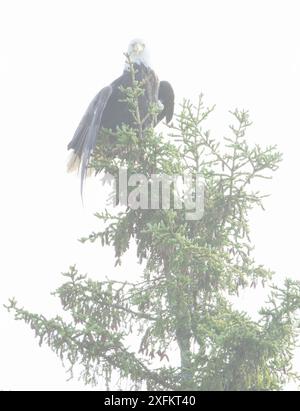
[67,86,112,195]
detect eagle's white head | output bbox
[125,38,151,69]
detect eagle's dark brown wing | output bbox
[158,81,175,124]
[67,85,112,195]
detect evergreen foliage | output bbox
[6,59,300,391]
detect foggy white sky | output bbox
[0,0,300,390]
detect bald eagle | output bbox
[67,39,174,192]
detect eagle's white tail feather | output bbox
[67,151,94,177]
[67,151,81,173]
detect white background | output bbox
[0,0,299,390]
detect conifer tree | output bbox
[6,59,300,391]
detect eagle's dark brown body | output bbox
[99,63,159,131]
[67,59,174,193]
